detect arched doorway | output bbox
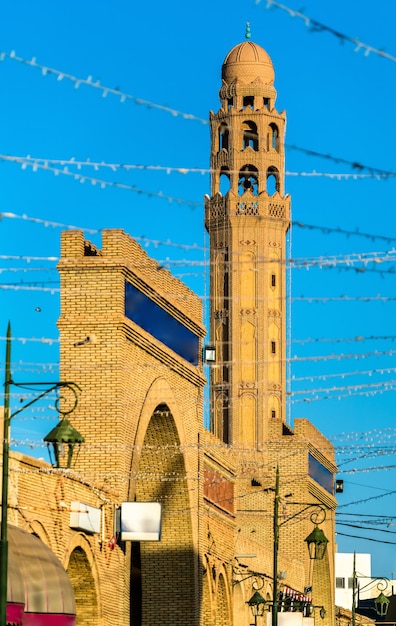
[67,547,98,625]
[132,403,197,626]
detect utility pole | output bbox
[351,552,357,626]
[272,466,280,626]
[0,323,11,626]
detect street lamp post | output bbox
[272,466,329,626]
[351,552,390,626]
[0,323,83,626]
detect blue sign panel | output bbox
[125,281,199,365]
[308,453,334,495]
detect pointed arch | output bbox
[215,572,231,626]
[130,383,199,626]
[67,544,99,626]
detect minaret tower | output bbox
[205,25,290,447]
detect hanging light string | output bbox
[4,279,396,303]
[1,154,396,181]
[259,0,396,64]
[0,50,207,124]
[0,157,202,209]
[2,212,396,255]
[1,50,396,178]
[285,144,396,178]
[1,249,396,271]
[2,334,396,351]
[0,154,396,186]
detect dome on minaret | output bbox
[222,40,275,85]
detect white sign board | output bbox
[70,501,101,534]
[120,502,162,541]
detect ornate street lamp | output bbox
[374,591,390,617]
[272,466,329,626]
[305,523,329,560]
[44,418,84,469]
[0,323,82,626]
[351,552,390,626]
[247,591,266,626]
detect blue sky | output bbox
[1,1,396,577]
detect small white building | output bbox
[335,553,372,610]
[336,552,396,611]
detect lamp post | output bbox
[272,466,329,626]
[0,323,83,626]
[351,552,390,626]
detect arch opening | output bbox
[242,121,258,151]
[133,403,198,625]
[220,167,231,196]
[238,165,258,196]
[266,166,280,195]
[219,123,229,151]
[67,547,98,626]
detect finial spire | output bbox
[245,21,251,40]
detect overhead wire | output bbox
[259,0,396,65]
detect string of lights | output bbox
[2,50,396,189]
[0,50,208,124]
[1,381,395,409]
[1,158,202,208]
[2,250,396,272]
[3,333,395,347]
[5,278,396,302]
[1,426,396,450]
[2,154,396,181]
[1,51,395,180]
[329,428,396,443]
[260,0,396,64]
[285,144,396,177]
[2,210,396,247]
[2,346,396,368]
[2,374,394,403]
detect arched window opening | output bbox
[271,409,276,419]
[227,97,233,110]
[271,274,276,287]
[220,167,231,196]
[238,165,258,196]
[266,167,279,195]
[268,123,279,151]
[241,121,258,151]
[243,95,254,110]
[219,123,229,151]
[264,97,270,109]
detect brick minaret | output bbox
[205,28,291,446]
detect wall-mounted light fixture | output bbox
[203,345,216,363]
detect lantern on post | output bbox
[44,418,84,469]
[374,591,390,617]
[304,523,329,560]
[247,591,266,626]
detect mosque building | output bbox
[2,30,338,626]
